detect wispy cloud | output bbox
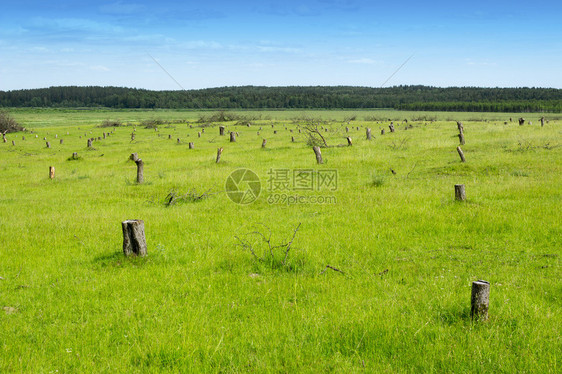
[347,58,379,64]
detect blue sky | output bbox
[1,0,561,90]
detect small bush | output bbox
[99,119,122,128]
[0,111,24,133]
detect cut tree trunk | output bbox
[366,128,372,140]
[347,137,352,146]
[262,139,267,148]
[313,146,323,164]
[471,280,490,321]
[219,126,225,136]
[49,166,55,179]
[189,142,194,149]
[389,123,395,133]
[87,138,93,148]
[230,132,236,142]
[135,159,144,184]
[458,132,465,145]
[457,146,466,162]
[216,147,223,163]
[130,153,138,162]
[455,184,466,201]
[122,219,147,257]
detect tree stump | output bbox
[381,129,385,135]
[22,136,25,141]
[313,146,323,164]
[346,137,352,146]
[12,140,15,146]
[291,136,295,142]
[540,117,545,127]
[60,139,63,144]
[518,118,525,126]
[219,126,225,136]
[262,139,267,148]
[73,152,78,159]
[122,220,147,257]
[458,132,465,145]
[366,128,372,140]
[389,123,395,132]
[131,133,135,141]
[457,146,466,162]
[87,138,93,148]
[2,135,6,143]
[49,166,55,179]
[198,132,201,138]
[216,147,223,163]
[189,142,194,149]
[274,130,277,134]
[345,127,349,133]
[457,121,464,133]
[177,138,181,144]
[46,141,51,148]
[230,132,236,142]
[455,184,466,201]
[471,280,490,321]
[103,133,106,139]
[135,159,144,184]
[130,153,138,162]
[168,134,172,140]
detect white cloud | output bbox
[347,58,378,64]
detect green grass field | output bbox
[1,109,561,372]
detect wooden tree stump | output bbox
[345,127,349,133]
[22,136,25,141]
[230,132,236,142]
[189,142,194,149]
[219,126,225,136]
[198,132,201,138]
[103,133,106,139]
[346,137,352,146]
[389,123,395,132]
[518,118,525,126]
[135,159,144,184]
[131,133,135,141]
[458,132,465,145]
[274,130,277,134]
[381,129,385,135]
[216,147,223,163]
[313,146,323,164]
[168,134,172,140]
[122,219,147,257]
[49,166,55,179]
[471,280,490,321]
[2,135,6,143]
[366,128,372,140]
[541,117,545,127]
[46,141,51,148]
[72,152,78,159]
[12,140,15,146]
[457,146,466,162]
[87,138,93,148]
[60,139,63,144]
[130,153,138,162]
[291,136,295,142]
[262,139,267,148]
[455,184,466,201]
[177,138,181,144]
[457,121,464,133]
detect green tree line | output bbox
[0,85,560,112]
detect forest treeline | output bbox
[1,85,560,112]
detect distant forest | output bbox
[1,85,561,112]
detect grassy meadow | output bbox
[1,108,561,372]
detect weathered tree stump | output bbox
[87,138,93,148]
[471,280,490,321]
[189,142,194,149]
[130,153,138,162]
[49,166,55,179]
[274,130,277,134]
[345,127,349,133]
[135,159,144,184]
[216,147,223,163]
[131,133,135,141]
[457,121,464,133]
[455,184,466,201]
[313,146,323,164]
[458,132,465,145]
[198,132,201,138]
[2,135,6,143]
[381,129,385,135]
[457,146,466,162]
[541,117,545,127]
[46,141,51,148]
[122,219,147,257]
[518,118,525,126]
[230,132,236,142]
[366,128,372,140]
[219,126,225,136]
[291,136,295,142]
[168,134,172,140]
[22,136,25,141]
[389,123,395,132]
[60,139,63,144]
[262,139,267,148]
[346,137,353,146]
[177,138,181,144]
[103,133,106,139]
[12,140,15,146]
[72,152,78,159]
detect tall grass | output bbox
[0,109,560,372]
